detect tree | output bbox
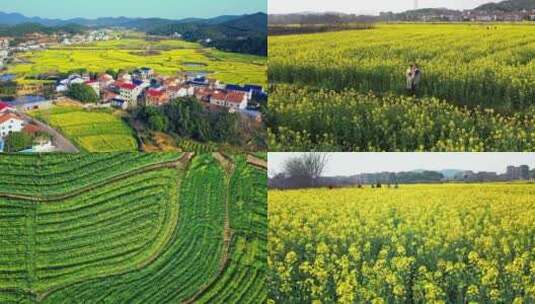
[0,81,18,96]
[4,132,33,152]
[66,83,98,103]
[283,153,329,188]
[148,113,168,132]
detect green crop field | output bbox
[268,24,535,151]
[9,38,267,86]
[0,152,267,303]
[30,106,138,152]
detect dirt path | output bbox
[182,153,235,304]
[246,154,267,170]
[19,112,79,153]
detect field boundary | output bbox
[181,153,235,304]
[0,153,193,302]
[0,153,191,202]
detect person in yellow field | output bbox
[405,63,422,95]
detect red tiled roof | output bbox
[0,113,23,124]
[117,82,136,90]
[211,91,227,101]
[0,102,11,111]
[226,91,246,103]
[147,89,164,98]
[98,74,113,81]
[22,123,40,134]
[85,80,98,84]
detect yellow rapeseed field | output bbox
[268,184,535,303]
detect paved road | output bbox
[20,113,79,153]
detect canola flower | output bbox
[268,184,535,303]
[269,24,535,110]
[267,85,535,151]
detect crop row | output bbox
[269,24,535,110]
[268,85,535,152]
[0,153,182,195]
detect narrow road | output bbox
[19,113,79,153]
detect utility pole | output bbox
[414,0,419,10]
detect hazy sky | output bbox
[269,0,492,15]
[268,153,535,177]
[0,0,266,19]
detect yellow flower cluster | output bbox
[268,184,535,303]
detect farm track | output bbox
[0,153,192,202]
[246,154,267,170]
[182,153,235,304]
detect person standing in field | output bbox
[405,63,422,95]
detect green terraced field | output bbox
[0,152,267,303]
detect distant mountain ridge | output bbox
[0,11,247,27]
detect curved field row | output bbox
[1,169,179,295]
[194,155,268,303]
[0,153,183,196]
[0,153,266,303]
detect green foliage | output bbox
[269,24,535,111]
[138,99,243,145]
[30,106,137,152]
[268,85,535,151]
[65,83,98,103]
[0,153,266,303]
[0,80,18,95]
[4,132,32,152]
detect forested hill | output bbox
[474,0,535,11]
[0,11,267,56]
[0,23,85,37]
[147,13,267,56]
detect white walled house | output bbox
[209,91,248,110]
[0,113,25,138]
[118,82,148,106]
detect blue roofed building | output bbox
[7,96,52,112]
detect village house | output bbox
[117,81,148,106]
[0,102,13,113]
[84,80,100,97]
[56,74,85,92]
[117,72,133,83]
[134,67,154,81]
[0,112,25,138]
[7,96,52,112]
[194,87,213,102]
[209,90,248,110]
[167,84,194,99]
[111,98,128,110]
[98,73,115,88]
[145,88,168,106]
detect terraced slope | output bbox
[0,153,267,303]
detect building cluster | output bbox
[61,30,114,45]
[455,165,532,182]
[383,8,535,22]
[0,37,9,68]
[56,67,265,117]
[0,101,54,152]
